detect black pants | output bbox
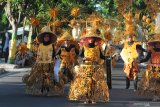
[62,67,73,81]
[126,77,138,90]
[4,47,9,63]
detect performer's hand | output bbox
[134,59,140,63]
[136,60,140,63]
[55,55,59,59]
[112,52,118,57]
[51,60,55,64]
[83,57,86,61]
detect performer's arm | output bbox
[71,44,79,55]
[75,47,79,55]
[52,44,56,58]
[136,44,147,52]
[139,52,151,63]
[55,46,61,56]
[100,48,105,60]
[79,48,84,58]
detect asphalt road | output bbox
[0,64,160,107]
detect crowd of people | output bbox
[2,23,160,103]
[2,32,32,67]
[120,32,160,101]
[21,24,160,103]
[22,26,111,103]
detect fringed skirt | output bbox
[138,64,160,97]
[68,64,109,102]
[23,63,64,96]
[124,61,140,80]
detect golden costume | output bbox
[56,31,79,83]
[69,28,109,103]
[32,38,40,62]
[105,46,116,67]
[15,42,33,67]
[23,26,63,96]
[120,41,140,80]
[138,34,160,100]
[121,13,147,90]
[58,47,78,82]
[138,51,160,97]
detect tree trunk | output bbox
[4,1,24,64]
[8,25,17,64]
[27,26,34,50]
[5,1,18,64]
[22,17,27,42]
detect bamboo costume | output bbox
[138,34,160,101]
[120,12,140,90]
[56,44,79,82]
[23,26,64,96]
[120,12,149,90]
[120,40,146,90]
[105,45,117,67]
[56,31,79,83]
[15,42,33,67]
[121,41,141,80]
[69,28,109,103]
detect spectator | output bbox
[3,32,10,63]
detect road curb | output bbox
[0,64,19,69]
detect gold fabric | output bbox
[120,42,140,80]
[58,31,74,41]
[84,45,104,64]
[80,27,103,39]
[120,42,140,64]
[105,46,116,67]
[36,44,53,63]
[124,61,139,80]
[68,45,109,102]
[58,59,74,83]
[138,51,160,97]
[69,64,109,102]
[59,48,78,83]
[24,63,64,96]
[138,64,160,97]
[60,48,77,63]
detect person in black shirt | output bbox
[56,31,79,83]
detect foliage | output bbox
[0,0,159,32]
[0,11,9,31]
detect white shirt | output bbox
[3,32,9,52]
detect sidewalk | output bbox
[0,58,31,74]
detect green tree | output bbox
[3,0,35,63]
[0,1,8,32]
